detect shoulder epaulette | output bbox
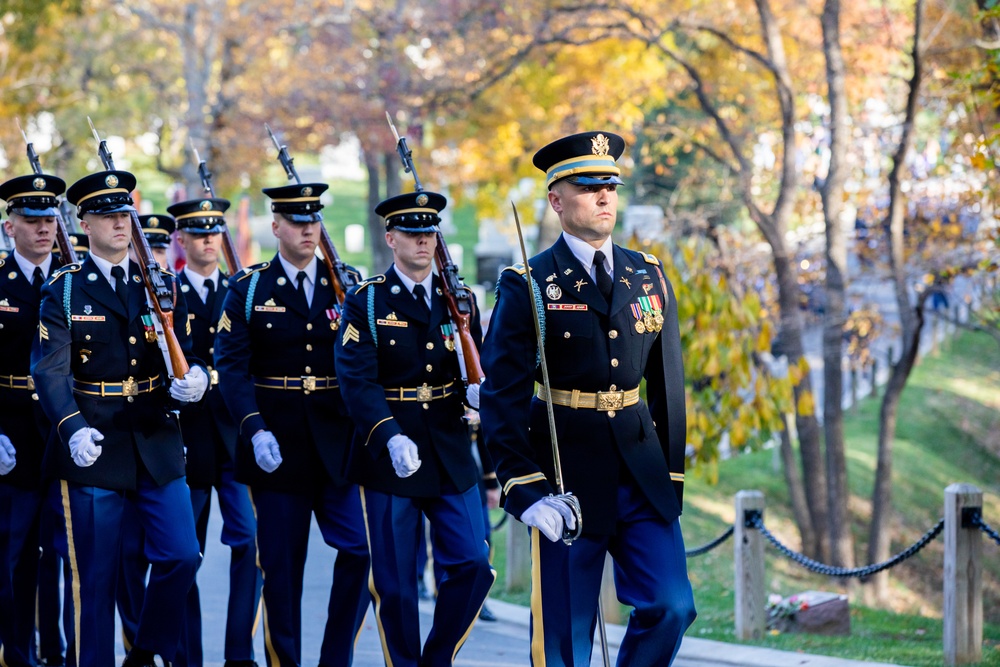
[236,261,270,282]
[639,251,661,266]
[501,263,526,276]
[354,274,385,293]
[48,263,82,284]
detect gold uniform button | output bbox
[426,342,434,350]
[266,323,272,329]
[127,396,134,403]
[563,332,571,339]
[389,340,396,346]
[31,393,39,401]
[306,344,313,352]
[209,326,216,334]
[129,336,137,344]
[307,323,313,330]
[425,364,433,372]
[304,390,311,396]
[208,347,214,355]
[305,366,312,374]
[609,330,618,339]
[611,358,619,367]
[85,334,92,341]
[130,359,137,367]
[422,403,429,410]
[610,384,617,391]
[608,410,616,418]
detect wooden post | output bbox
[943,483,983,666]
[505,518,531,594]
[735,490,766,640]
[601,553,622,624]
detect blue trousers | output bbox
[36,501,66,664]
[116,499,148,653]
[361,485,495,667]
[529,478,696,666]
[178,463,261,666]
[0,485,43,667]
[49,474,201,667]
[251,483,370,667]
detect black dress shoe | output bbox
[479,602,498,622]
[38,659,65,667]
[224,661,259,667]
[122,648,157,667]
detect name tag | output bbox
[377,318,408,327]
[71,315,106,322]
[546,304,588,311]
[254,306,286,313]
[0,305,18,313]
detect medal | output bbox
[635,320,646,334]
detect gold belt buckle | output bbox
[26,376,35,391]
[416,383,433,401]
[596,390,625,411]
[301,375,317,392]
[122,377,139,397]
[209,369,219,386]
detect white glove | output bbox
[169,365,209,403]
[465,381,482,410]
[0,435,16,475]
[251,430,282,472]
[521,496,579,543]
[386,434,421,478]
[68,427,104,468]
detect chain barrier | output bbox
[686,526,734,557]
[750,513,944,580]
[971,513,1000,547]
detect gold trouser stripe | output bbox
[363,416,394,448]
[452,546,497,663]
[122,627,132,652]
[530,528,546,666]
[359,487,394,667]
[248,483,263,640]
[60,480,83,666]
[502,472,547,496]
[247,489,281,667]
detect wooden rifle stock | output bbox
[434,238,484,384]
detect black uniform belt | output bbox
[0,375,35,391]
[253,375,338,391]
[384,381,455,402]
[73,375,162,397]
[536,385,641,411]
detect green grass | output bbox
[486,330,1000,666]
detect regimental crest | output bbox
[33,177,46,190]
[84,304,93,315]
[591,133,610,156]
[200,200,213,211]
[416,194,429,207]
[148,217,160,227]
[105,174,119,188]
[301,186,313,197]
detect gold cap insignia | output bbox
[105,174,119,188]
[33,177,46,190]
[591,133,610,156]
[148,217,159,227]
[416,194,429,207]
[70,235,78,244]
[301,186,313,197]
[200,200,213,211]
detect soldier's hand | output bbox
[387,434,421,478]
[251,430,283,472]
[465,380,482,410]
[521,497,566,543]
[0,435,16,475]
[68,427,104,468]
[169,366,209,403]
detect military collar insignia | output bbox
[87,273,98,282]
[132,274,141,283]
[181,284,191,292]
[574,279,588,292]
[277,277,287,286]
[390,285,401,294]
[619,276,631,289]
[7,271,15,280]
[436,287,443,296]
[320,277,329,286]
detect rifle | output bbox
[386,112,484,385]
[87,118,189,379]
[16,118,78,266]
[264,124,357,307]
[189,139,242,274]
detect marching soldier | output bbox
[479,132,696,665]
[335,191,495,667]
[0,173,65,667]
[31,170,207,667]
[214,182,369,667]
[116,212,177,655]
[168,196,261,667]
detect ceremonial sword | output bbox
[510,202,610,667]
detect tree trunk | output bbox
[365,152,392,273]
[820,0,853,570]
[780,410,815,553]
[867,0,925,603]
